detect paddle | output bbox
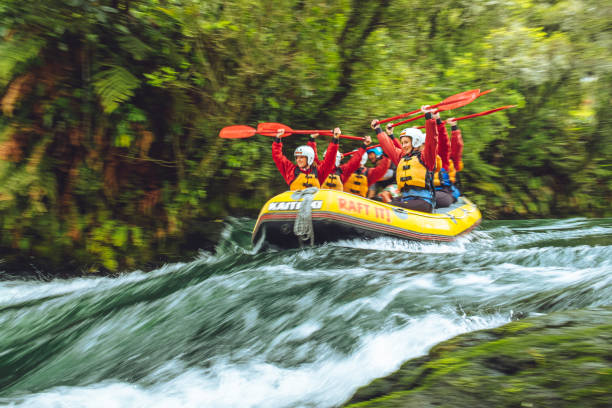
[451,105,515,121]
[377,89,481,125]
[342,143,382,158]
[476,88,495,98]
[257,122,365,141]
[218,125,279,139]
[413,105,517,129]
[389,93,505,129]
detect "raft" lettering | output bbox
[338,198,391,222]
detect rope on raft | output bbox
[292,187,318,246]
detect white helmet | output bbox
[335,151,342,167]
[360,152,368,167]
[294,145,315,167]
[399,128,426,148]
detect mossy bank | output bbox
[343,308,612,408]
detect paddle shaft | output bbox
[342,143,381,157]
[414,105,516,128]
[263,130,364,141]
[378,96,472,125]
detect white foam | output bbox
[331,235,470,254]
[0,263,188,309]
[6,312,509,408]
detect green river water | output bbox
[0,217,611,407]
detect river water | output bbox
[1,217,611,407]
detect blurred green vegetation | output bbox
[0,0,611,271]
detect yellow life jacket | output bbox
[450,159,463,181]
[322,169,343,191]
[396,153,432,192]
[433,156,444,187]
[344,168,369,197]
[448,159,458,184]
[289,167,320,191]
[434,157,461,186]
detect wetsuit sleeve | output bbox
[316,139,339,184]
[437,119,450,170]
[450,126,464,171]
[308,137,321,166]
[272,139,297,186]
[421,114,438,171]
[339,147,365,184]
[376,128,403,165]
[366,156,391,186]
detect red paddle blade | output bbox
[437,89,480,111]
[256,122,294,135]
[219,125,257,139]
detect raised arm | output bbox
[372,119,402,165]
[420,108,438,171]
[308,133,320,165]
[340,135,371,183]
[316,127,340,184]
[436,112,450,170]
[449,118,464,171]
[386,123,402,149]
[366,156,391,186]
[272,129,297,185]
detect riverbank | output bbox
[0,219,226,279]
[342,308,612,407]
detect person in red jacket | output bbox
[309,134,373,191]
[372,106,438,212]
[432,115,455,208]
[448,118,464,199]
[272,127,340,191]
[343,148,391,197]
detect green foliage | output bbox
[0,36,45,87]
[93,65,140,113]
[0,0,610,272]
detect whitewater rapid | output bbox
[1,217,610,407]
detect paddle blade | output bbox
[219,125,257,139]
[437,89,480,111]
[257,122,293,136]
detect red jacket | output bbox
[450,126,464,168]
[364,156,391,186]
[377,115,438,170]
[272,138,339,186]
[437,120,451,170]
[310,139,366,184]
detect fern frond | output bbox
[93,65,140,113]
[0,37,45,87]
[119,36,152,61]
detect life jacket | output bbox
[448,160,456,184]
[396,151,434,205]
[433,156,452,189]
[344,168,369,197]
[397,152,432,191]
[434,169,452,189]
[289,167,320,190]
[321,168,343,191]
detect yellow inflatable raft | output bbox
[252,189,481,249]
